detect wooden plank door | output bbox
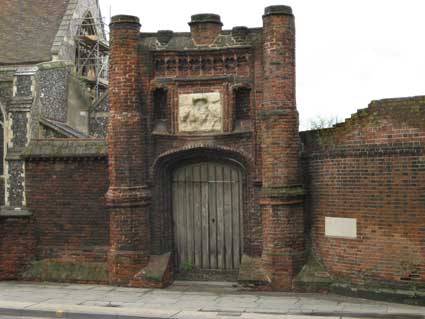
[172,162,243,271]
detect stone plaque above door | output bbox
[178,92,223,133]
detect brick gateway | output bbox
[106,7,303,289]
[0,5,424,295]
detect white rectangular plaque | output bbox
[325,217,357,239]
[178,92,223,133]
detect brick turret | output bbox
[106,15,151,285]
[189,13,223,45]
[260,5,305,290]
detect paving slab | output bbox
[0,281,424,319]
[340,302,389,314]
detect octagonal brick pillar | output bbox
[106,15,151,285]
[259,5,305,290]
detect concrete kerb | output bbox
[0,307,176,319]
[1,307,425,319]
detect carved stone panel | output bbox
[178,92,223,133]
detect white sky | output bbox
[99,0,425,130]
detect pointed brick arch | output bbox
[149,145,258,271]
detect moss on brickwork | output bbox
[296,254,330,282]
[22,259,108,283]
[293,252,332,292]
[330,282,425,306]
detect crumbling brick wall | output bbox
[302,96,425,289]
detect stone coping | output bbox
[0,206,32,217]
[22,139,107,159]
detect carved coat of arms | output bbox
[178,92,223,132]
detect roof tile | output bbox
[0,0,70,65]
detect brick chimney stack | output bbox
[260,5,305,290]
[189,13,223,45]
[106,15,151,285]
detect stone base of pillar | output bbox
[107,250,149,286]
[262,253,304,290]
[238,254,269,286]
[131,252,174,288]
[260,188,306,291]
[106,187,152,286]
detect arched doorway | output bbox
[172,161,243,273]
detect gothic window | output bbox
[75,12,99,80]
[78,12,97,36]
[234,87,250,120]
[153,88,168,121]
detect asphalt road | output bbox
[0,316,160,319]
[0,314,414,319]
[0,316,164,319]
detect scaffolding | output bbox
[74,14,109,100]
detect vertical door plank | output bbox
[173,162,243,272]
[231,168,241,268]
[186,167,194,266]
[180,167,188,267]
[173,168,183,268]
[239,169,244,260]
[193,164,202,268]
[216,165,225,269]
[172,178,178,266]
[201,163,209,268]
[208,163,218,269]
[223,166,233,269]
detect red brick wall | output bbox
[0,218,35,280]
[302,96,425,288]
[25,158,109,262]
